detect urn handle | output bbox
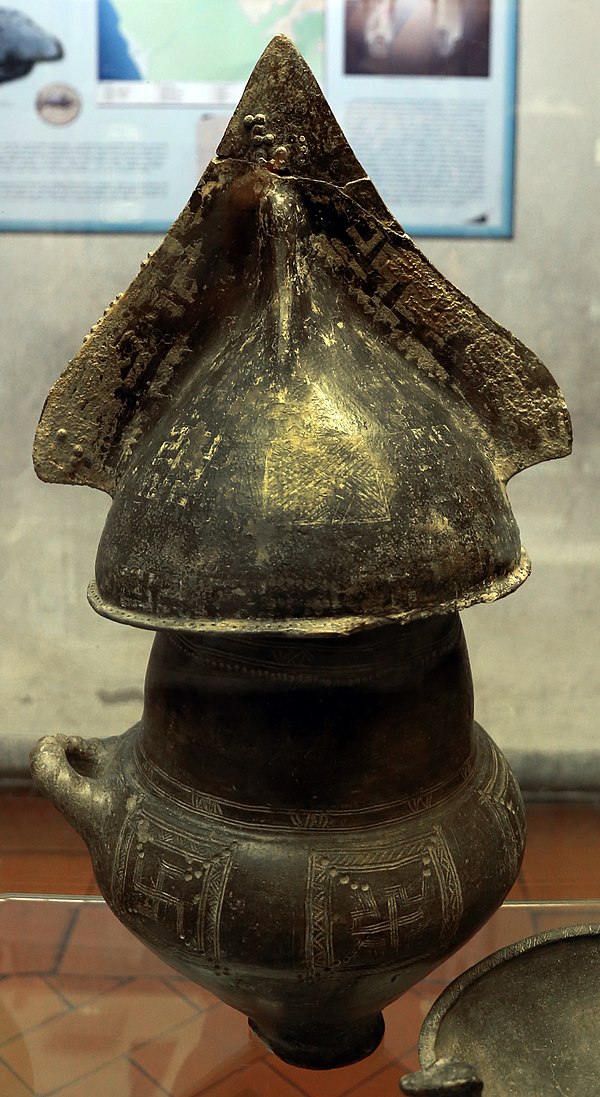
[30,734,118,835]
[400,1060,484,1095]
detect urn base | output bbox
[250,1011,385,1069]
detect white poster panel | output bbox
[0,0,516,235]
[326,0,518,236]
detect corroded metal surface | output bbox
[33,36,571,633]
[405,925,600,1094]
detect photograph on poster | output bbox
[344,0,491,77]
[0,0,516,236]
[0,6,62,84]
[327,0,515,235]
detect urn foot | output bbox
[249,1011,385,1069]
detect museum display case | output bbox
[1,1,599,1093]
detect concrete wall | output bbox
[2,1,599,786]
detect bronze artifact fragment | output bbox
[401,925,600,1093]
[30,37,571,1070]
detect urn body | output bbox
[31,613,524,1068]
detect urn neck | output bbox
[139,614,474,816]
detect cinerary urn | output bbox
[30,37,571,1070]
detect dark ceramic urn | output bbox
[32,618,523,1068]
[30,38,571,1071]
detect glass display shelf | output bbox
[0,896,598,1097]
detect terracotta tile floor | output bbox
[0,795,598,1097]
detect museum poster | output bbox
[0,1,518,236]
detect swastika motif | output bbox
[304,827,462,974]
[112,806,233,963]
